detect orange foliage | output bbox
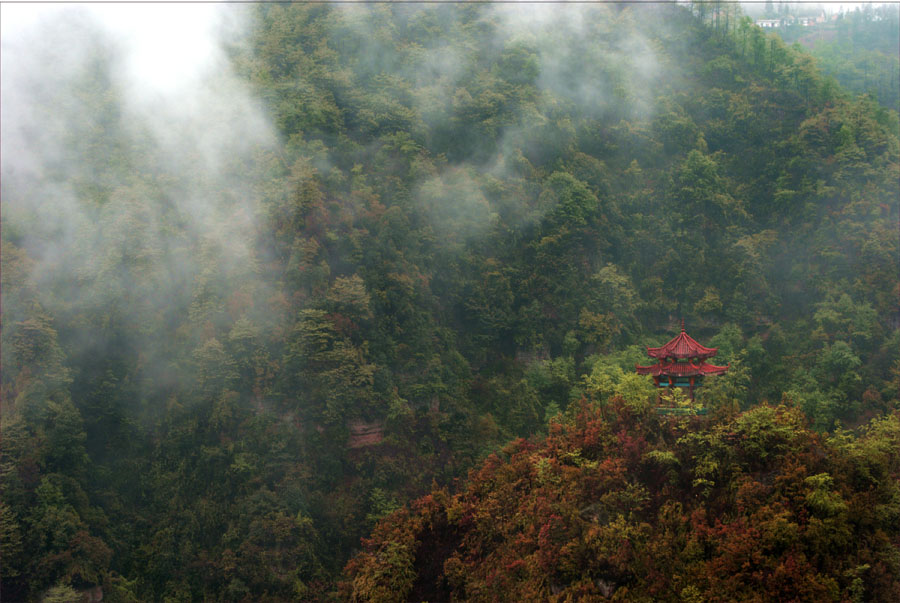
[343,406,900,601]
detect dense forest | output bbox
[1,3,897,601]
[773,3,900,113]
[345,403,900,601]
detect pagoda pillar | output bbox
[689,376,695,401]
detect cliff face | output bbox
[348,420,385,448]
[344,402,900,602]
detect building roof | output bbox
[646,321,718,359]
[635,360,729,377]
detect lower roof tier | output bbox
[636,360,729,377]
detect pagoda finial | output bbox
[681,318,685,332]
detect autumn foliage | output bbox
[2,2,898,599]
[343,401,900,601]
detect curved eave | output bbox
[698,363,729,375]
[636,362,730,377]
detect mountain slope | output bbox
[344,403,900,601]
[1,3,897,599]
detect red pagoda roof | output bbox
[646,321,718,360]
[635,360,729,377]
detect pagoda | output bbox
[636,320,728,401]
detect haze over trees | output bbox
[763,3,900,112]
[1,2,897,600]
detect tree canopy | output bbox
[1,3,897,600]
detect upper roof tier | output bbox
[646,321,718,360]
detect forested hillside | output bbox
[1,3,897,600]
[776,4,900,113]
[344,403,900,601]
